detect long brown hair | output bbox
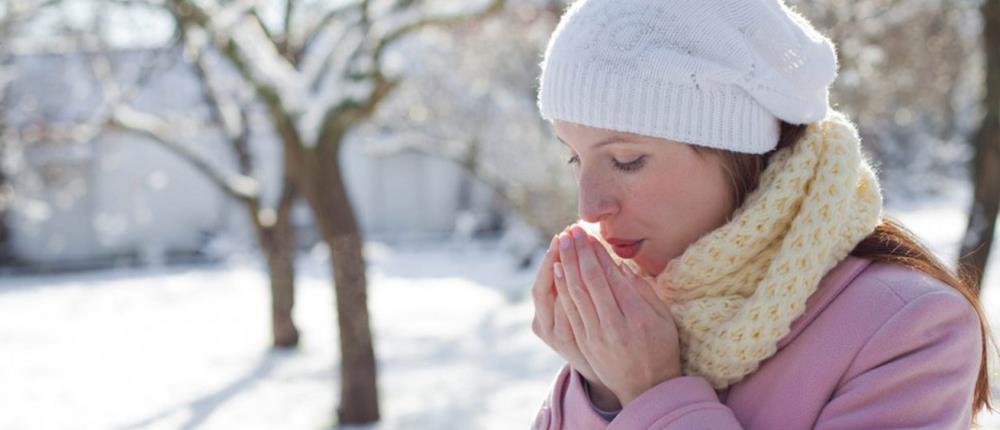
[698,120,996,422]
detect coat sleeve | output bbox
[814,290,982,430]
[605,375,744,429]
[531,364,614,430]
[531,363,745,429]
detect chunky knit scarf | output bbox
[584,110,883,390]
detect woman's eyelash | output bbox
[566,155,647,172]
[613,156,647,172]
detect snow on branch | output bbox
[298,11,365,92]
[109,106,260,201]
[169,0,503,150]
[297,0,364,52]
[227,16,305,112]
[297,25,372,144]
[181,28,246,142]
[171,0,305,114]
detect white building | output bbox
[2,48,503,270]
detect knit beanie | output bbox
[537,0,839,154]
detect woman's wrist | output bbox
[619,369,683,406]
[581,376,622,411]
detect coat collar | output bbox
[775,256,873,350]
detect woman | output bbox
[529,0,995,429]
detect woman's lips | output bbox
[609,239,643,259]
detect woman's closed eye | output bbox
[566,154,648,173]
[612,155,647,172]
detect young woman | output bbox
[528,1,995,429]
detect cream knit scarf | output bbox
[583,110,883,390]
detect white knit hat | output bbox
[537,0,839,154]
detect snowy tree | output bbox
[960,0,999,292]
[64,0,305,347]
[99,40,304,348]
[149,0,504,424]
[0,0,57,264]
[6,0,305,349]
[0,10,14,264]
[360,0,577,244]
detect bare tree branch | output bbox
[279,0,294,59]
[371,0,504,63]
[0,0,62,36]
[250,9,288,61]
[74,5,259,203]
[182,31,259,180]
[169,0,299,114]
[361,0,371,26]
[109,106,259,201]
[295,1,364,60]
[179,26,246,141]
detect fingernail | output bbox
[571,227,585,241]
[559,233,571,249]
[553,262,564,279]
[547,235,558,253]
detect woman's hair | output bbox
[697,121,997,420]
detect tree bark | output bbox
[0,95,10,264]
[0,163,9,264]
[251,173,300,348]
[256,186,299,348]
[328,222,378,425]
[295,135,379,425]
[959,0,1000,292]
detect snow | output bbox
[0,240,560,429]
[227,17,306,115]
[1,201,999,429]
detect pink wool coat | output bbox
[531,256,983,429]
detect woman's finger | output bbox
[571,228,624,324]
[587,235,636,316]
[553,261,588,342]
[552,293,573,346]
[558,231,600,336]
[624,264,673,320]
[531,235,560,336]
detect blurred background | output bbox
[1,0,999,428]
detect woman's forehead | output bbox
[553,120,678,149]
[555,121,635,144]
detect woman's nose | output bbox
[577,175,619,223]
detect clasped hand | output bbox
[531,225,682,408]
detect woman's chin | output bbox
[633,255,670,277]
[631,256,655,276]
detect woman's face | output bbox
[553,120,738,276]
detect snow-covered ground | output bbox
[1,199,999,429]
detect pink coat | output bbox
[531,256,983,429]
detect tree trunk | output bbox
[297,138,379,425]
[0,115,9,264]
[959,0,1000,292]
[0,161,9,263]
[248,178,300,349]
[260,211,299,348]
[328,222,378,425]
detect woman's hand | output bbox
[554,225,683,407]
[531,234,607,396]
